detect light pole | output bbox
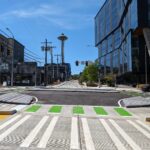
[6,27,14,86]
[145,45,148,84]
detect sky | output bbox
[0,0,105,74]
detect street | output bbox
[27,90,130,106]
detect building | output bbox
[0,34,25,85]
[95,0,150,84]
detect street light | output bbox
[6,27,14,86]
[145,45,148,84]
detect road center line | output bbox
[20,116,49,148]
[127,120,150,139]
[109,119,141,150]
[37,116,58,148]
[81,118,95,150]
[0,115,21,131]
[70,117,80,149]
[0,115,31,142]
[100,119,126,150]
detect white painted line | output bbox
[0,115,21,131]
[127,120,150,139]
[100,119,126,150]
[37,116,58,148]
[0,115,31,142]
[70,117,80,149]
[118,100,122,107]
[136,120,150,132]
[11,105,27,111]
[20,116,49,148]
[109,119,141,150]
[81,118,95,150]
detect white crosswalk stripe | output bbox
[70,117,80,150]
[81,118,95,150]
[37,116,59,148]
[109,119,141,150]
[20,116,49,148]
[100,119,126,150]
[0,115,21,131]
[136,120,150,132]
[127,120,150,139]
[0,115,31,142]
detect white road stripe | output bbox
[0,115,21,131]
[81,118,95,150]
[20,116,49,147]
[100,119,126,150]
[11,105,27,111]
[70,117,80,149]
[127,120,150,139]
[0,115,31,142]
[136,120,150,132]
[109,119,141,150]
[37,116,59,148]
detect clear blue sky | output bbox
[0,0,105,74]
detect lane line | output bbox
[0,115,21,131]
[0,115,31,142]
[109,119,141,150]
[136,120,150,132]
[37,116,59,148]
[81,118,95,150]
[20,116,49,147]
[100,119,126,150]
[70,117,80,149]
[127,120,150,139]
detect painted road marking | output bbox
[127,120,150,139]
[11,105,27,111]
[100,119,126,150]
[94,107,108,115]
[0,115,9,120]
[49,106,62,113]
[26,105,41,112]
[21,116,49,147]
[73,106,84,115]
[37,116,59,148]
[0,115,21,131]
[70,117,80,150]
[0,115,31,142]
[81,118,95,150]
[109,119,141,150]
[114,108,132,117]
[136,120,150,132]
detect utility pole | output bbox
[6,28,14,86]
[49,44,56,64]
[55,54,61,80]
[41,39,51,86]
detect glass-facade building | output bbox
[95,0,150,84]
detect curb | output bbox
[0,110,17,115]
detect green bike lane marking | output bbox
[26,105,41,112]
[114,107,132,116]
[49,106,62,113]
[93,106,108,115]
[73,106,84,115]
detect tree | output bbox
[79,63,98,84]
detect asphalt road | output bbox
[27,90,131,106]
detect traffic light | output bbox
[85,61,88,66]
[75,61,79,66]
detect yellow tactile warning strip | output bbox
[0,115,9,120]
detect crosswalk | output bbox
[0,115,150,149]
